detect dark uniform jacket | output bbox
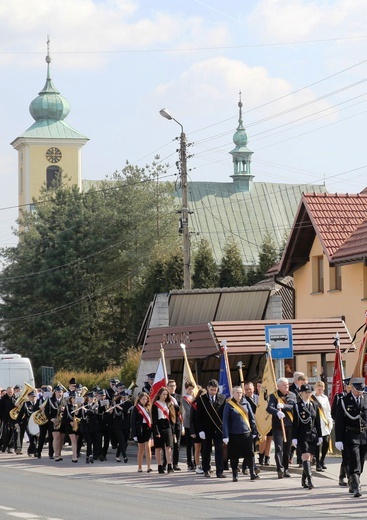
[222,398,257,438]
[196,392,226,438]
[292,400,321,440]
[244,395,257,415]
[267,390,296,429]
[335,392,367,446]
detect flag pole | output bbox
[221,340,233,394]
[160,344,168,384]
[180,343,198,395]
[265,343,286,442]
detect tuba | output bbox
[33,400,49,426]
[9,383,37,420]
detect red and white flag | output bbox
[329,344,344,406]
[149,358,167,400]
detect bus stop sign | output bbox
[264,324,293,359]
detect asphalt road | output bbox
[0,445,365,520]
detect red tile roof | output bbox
[332,217,367,263]
[303,193,367,259]
[278,192,367,275]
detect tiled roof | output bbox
[279,192,367,275]
[332,217,367,263]
[174,181,326,265]
[303,192,367,258]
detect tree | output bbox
[246,231,279,286]
[0,161,178,377]
[192,238,218,288]
[218,239,246,287]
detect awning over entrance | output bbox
[141,317,353,360]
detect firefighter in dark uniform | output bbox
[335,377,367,497]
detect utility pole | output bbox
[159,108,191,289]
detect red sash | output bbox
[182,396,193,407]
[136,404,152,429]
[154,401,170,421]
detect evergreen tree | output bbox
[0,161,178,376]
[192,238,218,288]
[218,239,246,287]
[257,231,279,277]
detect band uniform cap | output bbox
[343,377,351,386]
[14,385,22,390]
[350,377,365,391]
[91,386,100,393]
[54,386,63,392]
[28,391,36,397]
[41,386,48,391]
[68,391,76,398]
[69,378,77,385]
[97,389,106,395]
[119,390,128,397]
[208,379,219,388]
[75,383,83,390]
[116,382,125,388]
[300,384,312,393]
[86,392,95,398]
[109,379,117,384]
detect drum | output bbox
[28,412,40,436]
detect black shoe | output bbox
[158,465,165,474]
[283,470,291,478]
[223,463,229,471]
[173,465,181,471]
[217,473,226,478]
[316,465,323,472]
[339,478,348,487]
[233,476,238,482]
[321,462,327,469]
[167,464,174,473]
[204,471,211,477]
[86,457,89,463]
[250,474,260,480]
[277,470,284,479]
[242,468,249,475]
[124,457,128,463]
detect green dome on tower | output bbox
[232,100,248,147]
[29,52,70,122]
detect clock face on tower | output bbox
[46,147,62,163]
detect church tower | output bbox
[230,92,254,192]
[11,38,88,212]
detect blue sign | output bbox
[265,324,293,359]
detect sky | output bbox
[1,0,367,247]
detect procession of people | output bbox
[0,370,366,498]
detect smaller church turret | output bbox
[230,92,254,192]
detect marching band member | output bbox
[142,373,155,395]
[96,389,110,461]
[17,390,38,456]
[109,390,128,463]
[0,387,16,453]
[80,392,100,463]
[36,385,53,459]
[45,385,66,462]
[61,391,80,463]
[131,392,152,473]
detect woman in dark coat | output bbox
[151,387,175,474]
[292,383,322,489]
[222,386,258,482]
[131,392,152,472]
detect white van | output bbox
[0,354,35,389]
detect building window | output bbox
[46,166,61,189]
[329,265,342,291]
[312,255,324,293]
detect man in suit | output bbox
[167,379,182,470]
[196,379,226,478]
[267,377,296,479]
[335,377,367,497]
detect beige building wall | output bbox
[13,138,85,213]
[293,235,366,379]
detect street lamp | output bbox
[159,108,191,290]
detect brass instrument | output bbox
[9,382,37,420]
[81,386,88,397]
[33,399,49,426]
[53,398,66,431]
[72,415,81,432]
[56,381,68,393]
